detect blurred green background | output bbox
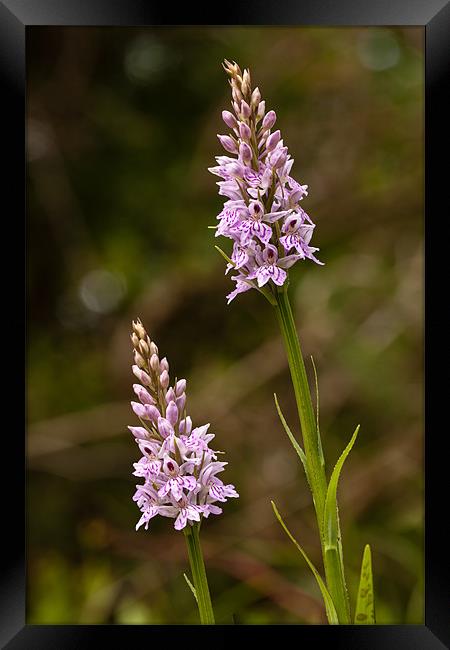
[27,26,423,625]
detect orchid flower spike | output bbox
[209,61,324,303]
[129,318,238,532]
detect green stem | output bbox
[273,288,350,623]
[184,523,215,624]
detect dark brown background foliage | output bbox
[27,26,423,624]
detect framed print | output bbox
[1,0,449,647]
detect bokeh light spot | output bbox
[124,35,168,84]
[79,269,126,314]
[357,30,401,71]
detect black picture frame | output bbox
[2,1,449,647]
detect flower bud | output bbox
[160,370,170,389]
[239,142,252,164]
[262,110,276,130]
[257,100,266,119]
[233,100,240,115]
[232,85,243,104]
[132,401,148,420]
[222,110,237,129]
[128,426,148,440]
[269,146,288,169]
[132,365,151,386]
[240,100,251,118]
[266,129,281,152]
[158,416,174,439]
[176,393,186,414]
[239,122,252,142]
[134,351,146,368]
[217,134,238,154]
[138,339,149,356]
[150,354,160,372]
[133,384,154,405]
[150,341,158,356]
[132,320,146,340]
[165,387,176,403]
[179,416,192,435]
[160,357,169,373]
[166,401,179,426]
[131,333,139,348]
[241,69,251,97]
[251,86,261,109]
[145,404,161,421]
[175,379,186,396]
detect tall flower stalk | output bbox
[128,318,238,624]
[209,60,375,624]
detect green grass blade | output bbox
[183,572,198,603]
[271,501,339,624]
[273,393,309,485]
[355,544,375,624]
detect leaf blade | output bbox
[322,424,360,622]
[355,544,375,624]
[274,393,309,484]
[183,572,198,603]
[310,355,325,467]
[271,501,339,624]
[323,425,360,548]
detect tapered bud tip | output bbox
[134,351,146,368]
[166,401,179,426]
[160,357,169,373]
[222,110,237,129]
[262,110,277,130]
[175,379,187,396]
[165,387,176,403]
[239,122,252,141]
[251,86,261,108]
[240,100,251,118]
[160,370,170,390]
[257,100,266,119]
[266,129,281,152]
[241,69,251,98]
[149,341,158,356]
[150,354,160,372]
[139,339,149,356]
[269,146,288,169]
[132,319,146,340]
[133,384,154,405]
[146,405,161,421]
[239,141,252,163]
[131,333,140,348]
[217,134,238,154]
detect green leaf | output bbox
[310,356,325,468]
[271,501,339,624]
[355,544,375,624]
[322,424,360,622]
[183,572,198,603]
[214,245,234,266]
[323,425,360,549]
[273,393,309,485]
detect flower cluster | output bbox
[209,60,323,304]
[129,319,238,532]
